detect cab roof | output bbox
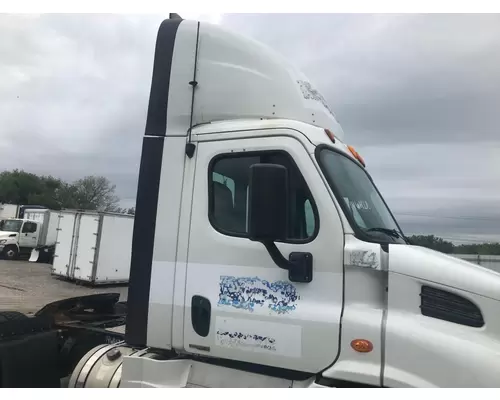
[148,19,345,141]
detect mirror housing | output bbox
[247,163,313,283]
[248,163,288,242]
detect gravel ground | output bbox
[0,259,128,314]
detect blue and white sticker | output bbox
[218,276,299,314]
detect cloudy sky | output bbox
[1,13,499,243]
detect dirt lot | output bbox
[0,260,128,314]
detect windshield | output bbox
[318,148,406,244]
[0,220,22,233]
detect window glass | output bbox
[209,152,318,241]
[319,148,405,244]
[22,222,35,233]
[304,199,315,237]
[0,220,22,232]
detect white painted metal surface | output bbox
[177,132,344,373]
[147,136,187,350]
[45,211,60,246]
[92,214,134,283]
[51,210,134,284]
[73,213,99,281]
[52,211,77,277]
[165,21,344,140]
[121,356,299,388]
[384,244,500,387]
[18,219,39,248]
[23,209,59,246]
[0,204,19,219]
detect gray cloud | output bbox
[0,14,165,205]
[1,13,499,241]
[222,14,500,145]
[222,13,500,242]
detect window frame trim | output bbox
[208,149,320,244]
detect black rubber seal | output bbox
[125,18,182,346]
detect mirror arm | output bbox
[262,240,293,271]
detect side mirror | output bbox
[248,163,313,284]
[248,163,288,242]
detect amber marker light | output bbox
[324,128,336,143]
[347,145,366,167]
[351,339,373,353]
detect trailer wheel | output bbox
[3,245,19,260]
[0,311,28,323]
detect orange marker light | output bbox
[350,339,373,353]
[324,129,335,143]
[347,145,366,167]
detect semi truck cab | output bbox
[3,16,500,388]
[99,17,500,388]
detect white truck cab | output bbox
[0,209,58,260]
[68,16,500,388]
[0,218,40,259]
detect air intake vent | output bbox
[420,286,484,328]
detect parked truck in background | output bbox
[0,203,21,220]
[0,208,58,261]
[1,15,500,388]
[52,210,134,285]
[0,203,49,220]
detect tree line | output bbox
[0,169,134,215]
[408,235,500,255]
[2,170,499,253]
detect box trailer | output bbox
[52,210,134,285]
[0,204,20,219]
[23,209,59,247]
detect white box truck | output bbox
[0,208,58,261]
[52,210,134,285]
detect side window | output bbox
[212,172,235,203]
[304,199,315,237]
[209,151,318,242]
[22,222,36,233]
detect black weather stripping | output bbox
[420,286,484,328]
[125,17,182,347]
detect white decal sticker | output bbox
[215,316,302,358]
[350,250,380,269]
[297,80,336,118]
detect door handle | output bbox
[191,295,211,337]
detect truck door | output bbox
[53,212,77,278]
[183,133,345,374]
[73,214,100,281]
[19,221,39,248]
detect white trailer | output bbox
[52,211,134,285]
[0,203,20,219]
[24,209,59,247]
